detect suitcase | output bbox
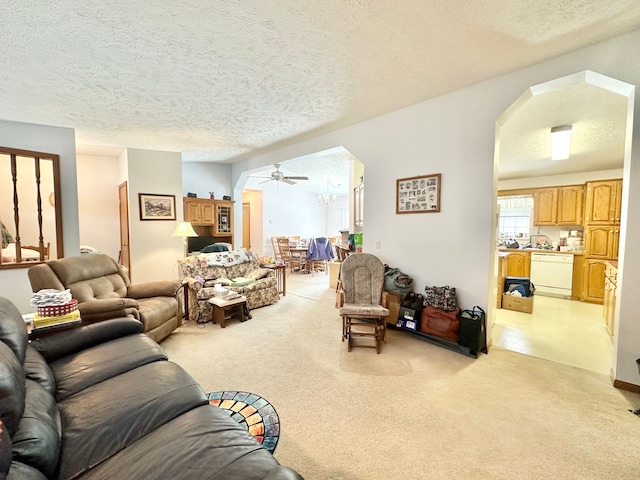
[457,306,487,356]
[503,276,533,297]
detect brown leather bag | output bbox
[420,306,460,342]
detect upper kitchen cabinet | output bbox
[584,180,622,225]
[184,198,215,225]
[533,188,557,225]
[533,185,583,226]
[557,185,584,225]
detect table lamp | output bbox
[171,222,197,256]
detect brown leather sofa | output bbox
[0,296,303,479]
[28,254,182,342]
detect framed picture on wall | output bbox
[396,173,441,214]
[139,193,176,221]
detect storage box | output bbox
[329,261,340,289]
[504,276,533,296]
[384,291,403,326]
[501,294,534,314]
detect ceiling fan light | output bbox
[551,125,572,160]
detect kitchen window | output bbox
[497,195,533,239]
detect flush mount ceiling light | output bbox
[550,125,572,160]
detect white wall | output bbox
[126,148,184,283]
[230,29,640,386]
[0,120,79,312]
[76,155,120,259]
[252,180,327,257]
[182,161,232,199]
[325,195,349,238]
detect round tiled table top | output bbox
[206,390,280,453]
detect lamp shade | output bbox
[551,125,572,160]
[171,222,198,238]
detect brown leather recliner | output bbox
[28,254,182,342]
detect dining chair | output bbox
[271,236,282,262]
[338,253,389,353]
[22,242,50,262]
[277,237,303,272]
[305,237,334,275]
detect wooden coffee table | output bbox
[208,296,247,328]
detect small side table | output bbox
[261,263,286,296]
[208,296,247,328]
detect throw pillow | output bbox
[245,268,271,280]
[229,277,255,287]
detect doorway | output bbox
[118,182,130,273]
[491,70,632,375]
[242,202,251,250]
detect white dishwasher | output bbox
[530,252,574,298]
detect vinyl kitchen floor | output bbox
[492,295,613,375]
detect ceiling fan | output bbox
[251,163,309,185]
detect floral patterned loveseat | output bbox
[177,249,280,322]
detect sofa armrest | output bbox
[78,298,140,323]
[30,317,144,363]
[128,280,181,299]
[79,297,139,314]
[183,276,204,291]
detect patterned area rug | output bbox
[207,391,280,453]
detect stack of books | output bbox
[33,309,81,330]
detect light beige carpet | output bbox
[161,273,640,480]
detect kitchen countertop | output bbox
[498,248,583,255]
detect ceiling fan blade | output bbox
[284,176,309,181]
[282,179,296,185]
[259,178,275,184]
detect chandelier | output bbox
[318,179,338,206]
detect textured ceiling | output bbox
[245,150,355,195]
[1,1,640,182]
[499,79,629,180]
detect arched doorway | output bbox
[491,70,634,375]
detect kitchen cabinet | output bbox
[584,180,622,225]
[533,188,557,225]
[582,258,607,303]
[505,250,530,278]
[603,261,617,338]
[571,254,583,301]
[583,226,619,260]
[183,197,234,248]
[582,180,622,304]
[532,185,583,226]
[557,185,584,225]
[497,253,510,308]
